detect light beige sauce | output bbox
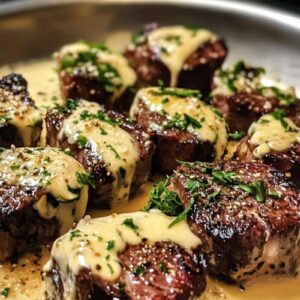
[58,99,140,207]
[130,87,228,160]
[0,147,88,233]
[249,114,300,157]
[0,59,300,300]
[148,26,216,87]
[57,42,136,101]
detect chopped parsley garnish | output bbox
[159,262,168,274]
[168,200,194,228]
[238,180,266,203]
[55,99,79,113]
[80,40,110,52]
[145,177,183,216]
[165,34,181,45]
[118,167,126,179]
[153,87,201,99]
[257,86,296,106]
[76,172,95,188]
[106,144,121,159]
[99,127,108,135]
[270,109,297,132]
[229,131,245,141]
[161,97,169,104]
[70,229,81,241]
[79,109,122,126]
[106,240,115,250]
[122,218,139,231]
[132,264,146,276]
[212,170,238,185]
[0,115,12,123]
[162,113,202,131]
[0,287,9,298]
[10,163,20,171]
[76,134,88,148]
[107,263,114,274]
[131,31,146,45]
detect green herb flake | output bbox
[159,262,168,274]
[70,229,81,241]
[122,218,139,231]
[76,172,95,188]
[229,131,245,141]
[106,240,115,251]
[132,264,146,276]
[76,134,88,148]
[107,263,114,274]
[0,287,9,298]
[10,163,20,171]
[106,144,121,159]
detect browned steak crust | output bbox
[124,25,227,96]
[170,161,300,283]
[212,91,300,133]
[132,100,215,174]
[235,137,300,188]
[44,241,206,300]
[46,107,155,208]
[0,185,59,261]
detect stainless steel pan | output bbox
[0,0,300,88]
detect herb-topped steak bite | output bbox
[124,24,227,96]
[130,86,228,173]
[0,147,89,261]
[56,41,137,111]
[235,110,300,187]
[0,73,42,147]
[148,161,300,284]
[212,61,300,134]
[46,99,155,208]
[43,211,206,300]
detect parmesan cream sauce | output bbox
[148,26,216,87]
[58,100,140,207]
[249,114,300,157]
[43,210,201,300]
[130,87,228,160]
[57,42,137,102]
[0,147,88,233]
[1,58,300,300]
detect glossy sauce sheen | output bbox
[0,59,300,300]
[148,26,216,87]
[0,147,88,233]
[130,87,228,159]
[58,100,140,206]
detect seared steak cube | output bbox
[46,99,155,208]
[130,87,228,173]
[0,147,89,261]
[43,211,206,300]
[212,61,300,133]
[124,24,227,96]
[169,161,300,283]
[56,41,137,111]
[235,111,300,187]
[0,73,42,147]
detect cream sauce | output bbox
[57,42,136,101]
[58,99,139,207]
[43,210,201,299]
[0,58,300,300]
[0,147,88,233]
[130,87,228,160]
[148,26,216,87]
[249,114,300,157]
[0,85,42,146]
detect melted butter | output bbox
[148,26,216,86]
[0,86,42,146]
[0,147,88,233]
[58,100,140,207]
[43,210,201,299]
[249,114,300,157]
[57,42,136,101]
[130,87,228,160]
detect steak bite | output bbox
[124,25,228,96]
[130,86,228,173]
[0,147,89,261]
[46,99,155,208]
[56,41,137,111]
[164,160,300,283]
[0,73,42,147]
[235,111,300,187]
[212,61,300,133]
[43,211,206,300]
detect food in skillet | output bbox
[43,210,206,300]
[124,24,228,96]
[147,161,300,283]
[129,86,228,173]
[0,73,42,147]
[0,147,89,261]
[46,99,155,208]
[234,111,300,187]
[212,61,300,134]
[55,41,136,111]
